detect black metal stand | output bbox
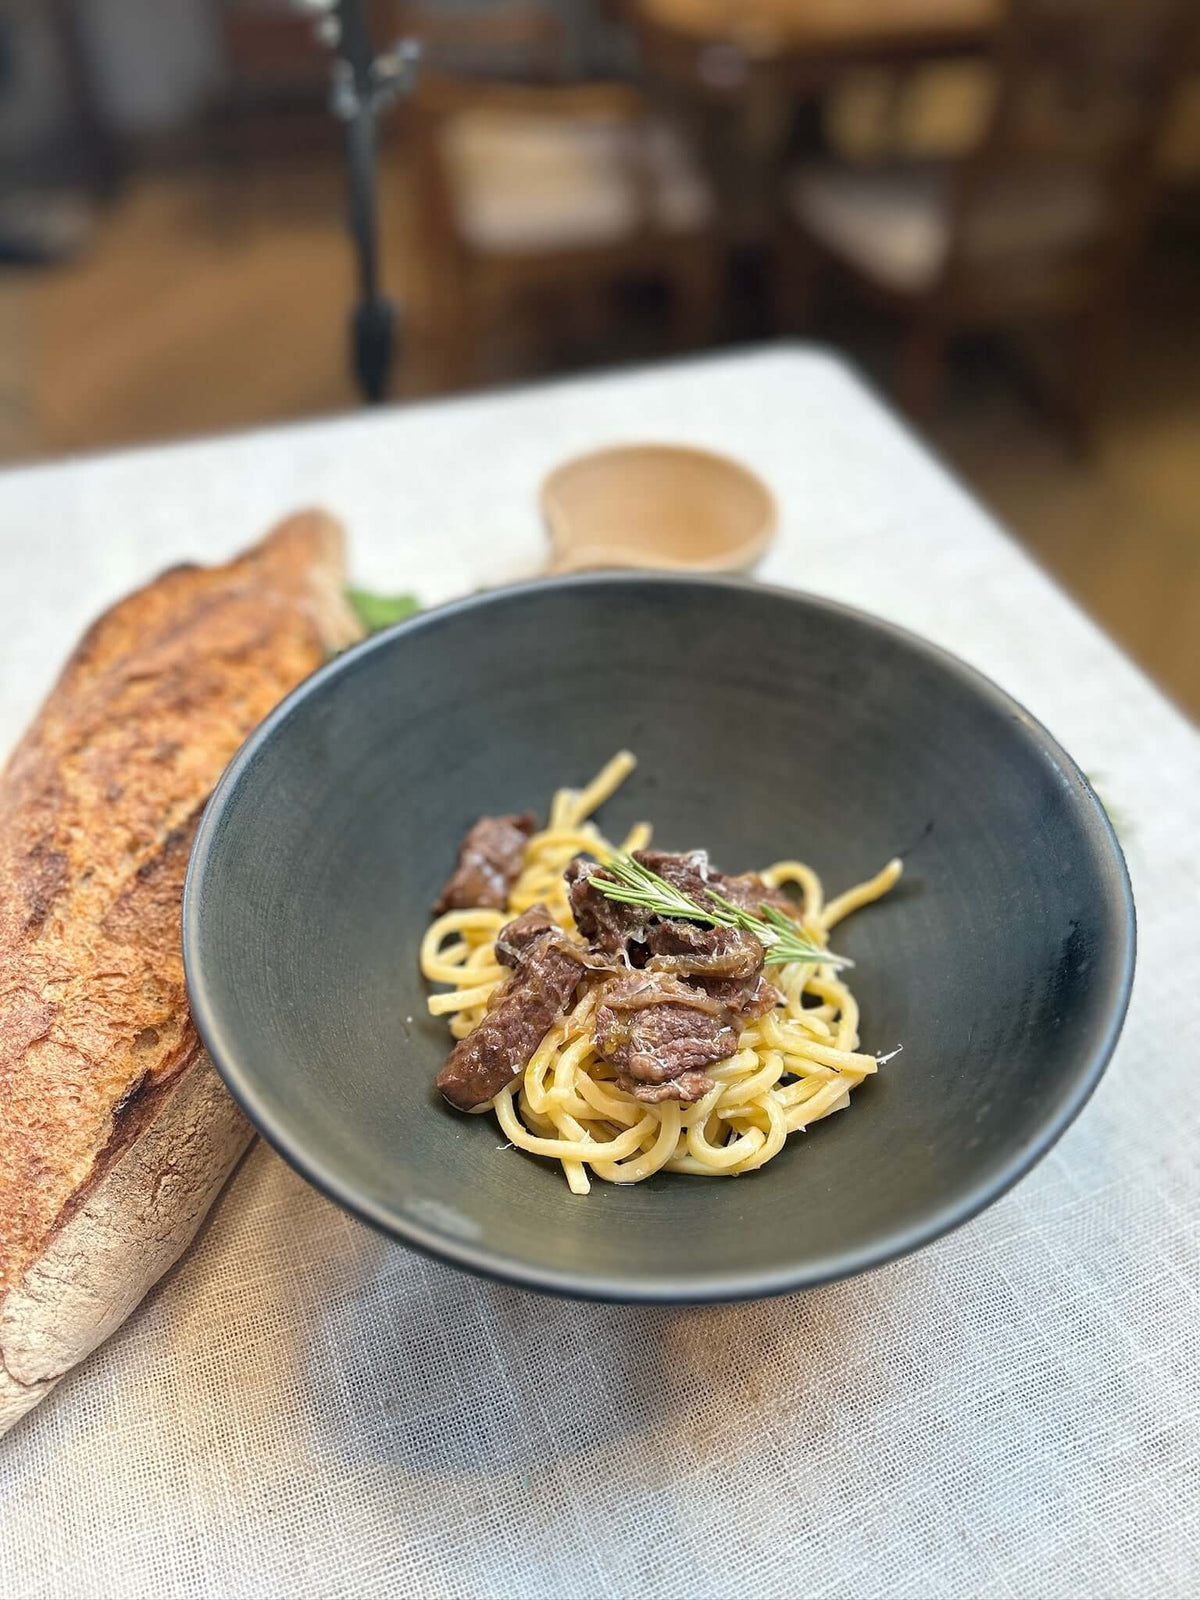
[306,0,418,403]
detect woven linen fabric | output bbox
[0,350,1197,1600]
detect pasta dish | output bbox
[422,752,900,1193]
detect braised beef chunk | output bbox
[497,906,618,974]
[434,812,536,913]
[565,855,649,952]
[593,972,738,1088]
[646,921,781,1019]
[645,920,762,981]
[713,870,797,920]
[704,973,782,1020]
[632,849,714,904]
[437,939,582,1110]
[495,904,557,968]
[634,849,798,922]
[615,1069,714,1104]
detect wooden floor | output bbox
[4,165,1199,718]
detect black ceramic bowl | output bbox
[183,577,1134,1302]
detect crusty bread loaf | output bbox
[0,511,361,1436]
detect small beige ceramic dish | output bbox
[541,443,776,574]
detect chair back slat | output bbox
[941,0,1196,299]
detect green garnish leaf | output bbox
[1083,771,1132,843]
[346,587,421,633]
[592,852,851,969]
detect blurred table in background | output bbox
[627,0,1000,242]
[635,0,998,71]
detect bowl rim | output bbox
[183,573,1136,1304]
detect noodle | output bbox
[421,752,901,1192]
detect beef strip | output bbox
[644,919,763,981]
[434,812,536,913]
[704,972,782,1019]
[565,855,649,953]
[495,904,557,968]
[436,932,583,1110]
[593,971,737,1102]
[591,936,783,1104]
[632,849,714,899]
[613,1069,714,1105]
[712,870,797,920]
[638,860,796,1014]
[635,849,797,921]
[496,904,618,975]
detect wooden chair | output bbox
[397,2,721,388]
[777,0,1197,443]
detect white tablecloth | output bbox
[1,349,1197,1600]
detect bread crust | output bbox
[0,511,360,1435]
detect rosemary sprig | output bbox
[592,854,851,969]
